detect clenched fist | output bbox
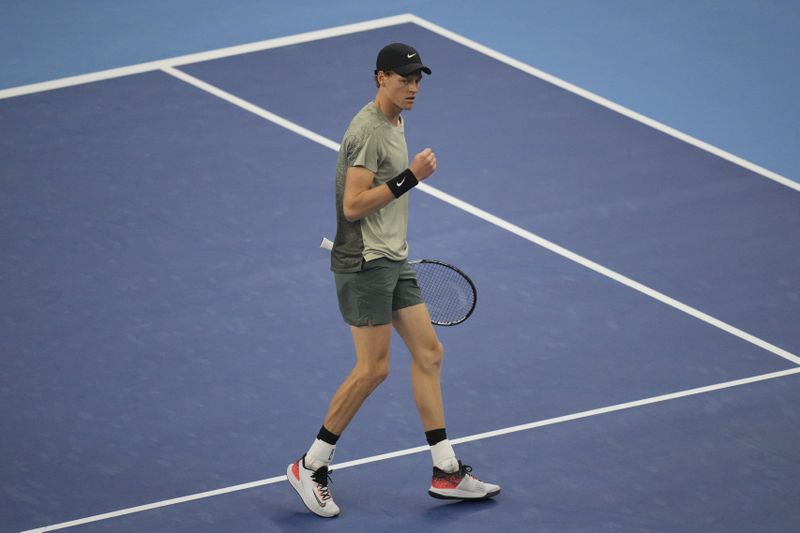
[410,148,437,181]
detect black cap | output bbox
[375,43,432,76]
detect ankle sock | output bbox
[305,425,339,470]
[426,428,458,473]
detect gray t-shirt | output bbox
[331,102,410,273]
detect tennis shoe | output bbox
[428,461,500,500]
[287,455,339,517]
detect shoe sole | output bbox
[286,464,340,518]
[428,488,501,500]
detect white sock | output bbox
[305,439,336,470]
[430,439,458,473]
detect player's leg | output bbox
[323,324,392,435]
[391,303,445,431]
[322,259,398,436]
[288,260,396,517]
[393,267,501,501]
[287,324,391,517]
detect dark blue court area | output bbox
[2,19,799,533]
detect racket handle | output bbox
[320,237,334,251]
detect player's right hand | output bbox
[410,148,437,181]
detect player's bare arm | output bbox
[343,148,437,222]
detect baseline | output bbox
[0,14,414,101]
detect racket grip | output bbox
[320,237,334,251]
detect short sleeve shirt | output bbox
[331,102,410,272]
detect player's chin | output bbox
[403,98,416,109]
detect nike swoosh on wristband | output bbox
[396,178,406,187]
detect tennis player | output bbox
[287,43,500,517]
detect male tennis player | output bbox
[287,43,500,517]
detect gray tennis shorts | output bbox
[334,257,424,326]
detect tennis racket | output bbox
[320,238,476,326]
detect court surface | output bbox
[2,15,799,533]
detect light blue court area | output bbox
[2,1,798,184]
[1,11,799,533]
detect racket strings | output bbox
[411,261,475,326]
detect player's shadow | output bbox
[424,497,499,522]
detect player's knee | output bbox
[432,340,444,367]
[356,359,390,387]
[418,340,444,372]
[371,361,390,384]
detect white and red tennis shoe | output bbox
[428,461,501,500]
[287,455,339,517]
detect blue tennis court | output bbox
[2,13,799,533]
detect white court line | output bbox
[416,183,800,367]
[163,66,800,367]
[161,67,339,151]
[21,366,800,532]
[404,15,800,194]
[0,14,414,100]
[1,14,797,192]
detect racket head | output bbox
[409,259,477,326]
